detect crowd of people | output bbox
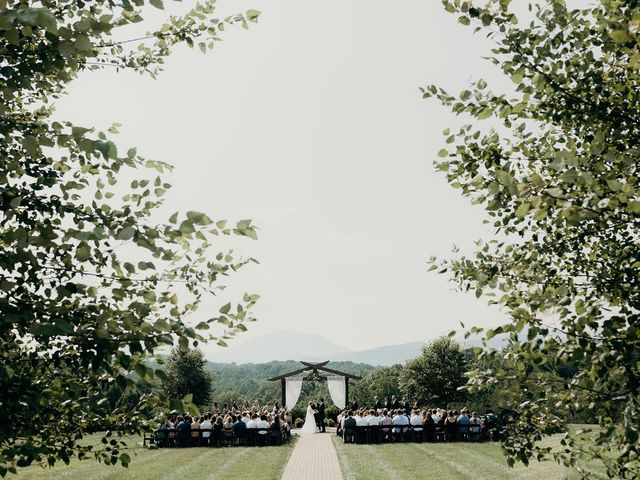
[336,403,499,443]
[149,395,500,447]
[152,400,294,447]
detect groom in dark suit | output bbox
[317,398,326,432]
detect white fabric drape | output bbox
[285,376,304,409]
[327,375,346,409]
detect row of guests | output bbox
[160,411,291,437]
[337,408,492,438]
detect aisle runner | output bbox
[281,434,343,480]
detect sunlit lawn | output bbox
[13,434,296,480]
[333,426,607,480]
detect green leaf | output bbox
[22,135,40,156]
[149,0,164,9]
[116,226,136,241]
[76,243,90,262]
[246,9,261,22]
[477,107,492,120]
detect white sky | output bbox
[56,0,514,352]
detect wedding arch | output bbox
[267,361,361,410]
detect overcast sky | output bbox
[56,0,515,353]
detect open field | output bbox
[12,435,296,480]
[333,432,607,480]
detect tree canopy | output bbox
[0,0,259,475]
[426,0,640,477]
[159,347,213,408]
[399,337,468,408]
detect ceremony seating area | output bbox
[147,427,288,448]
[337,407,501,444]
[146,407,292,449]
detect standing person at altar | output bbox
[373,396,382,410]
[317,398,326,433]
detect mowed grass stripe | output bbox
[332,438,360,480]
[158,447,246,480]
[408,443,475,479]
[417,442,512,477]
[363,445,402,480]
[13,448,164,480]
[215,444,295,480]
[333,442,385,480]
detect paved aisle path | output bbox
[281,433,343,480]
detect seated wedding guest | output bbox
[223,414,233,429]
[191,416,201,438]
[246,413,259,429]
[257,414,270,429]
[157,417,169,430]
[201,415,213,440]
[176,416,191,432]
[337,410,346,436]
[469,412,481,440]
[233,415,246,433]
[424,411,435,440]
[410,409,424,431]
[445,410,457,441]
[356,411,368,427]
[431,408,442,424]
[392,409,409,433]
[241,411,250,423]
[284,410,293,427]
[380,409,393,426]
[366,409,380,426]
[271,415,281,430]
[343,411,356,431]
[213,415,224,432]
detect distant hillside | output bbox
[204,331,424,366]
[333,342,423,365]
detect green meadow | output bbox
[12,435,296,480]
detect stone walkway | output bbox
[281,432,343,480]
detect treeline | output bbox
[108,338,594,425]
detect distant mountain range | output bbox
[203,331,424,366]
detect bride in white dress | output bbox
[299,401,318,434]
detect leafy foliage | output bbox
[399,337,468,408]
[0,0,260,475]
[425,0,640,477]
[159,347,213,409]
[349,364,403,405]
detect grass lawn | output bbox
[332,431,607,480]
[13,435,297,480]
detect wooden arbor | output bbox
[267,361,361,409]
